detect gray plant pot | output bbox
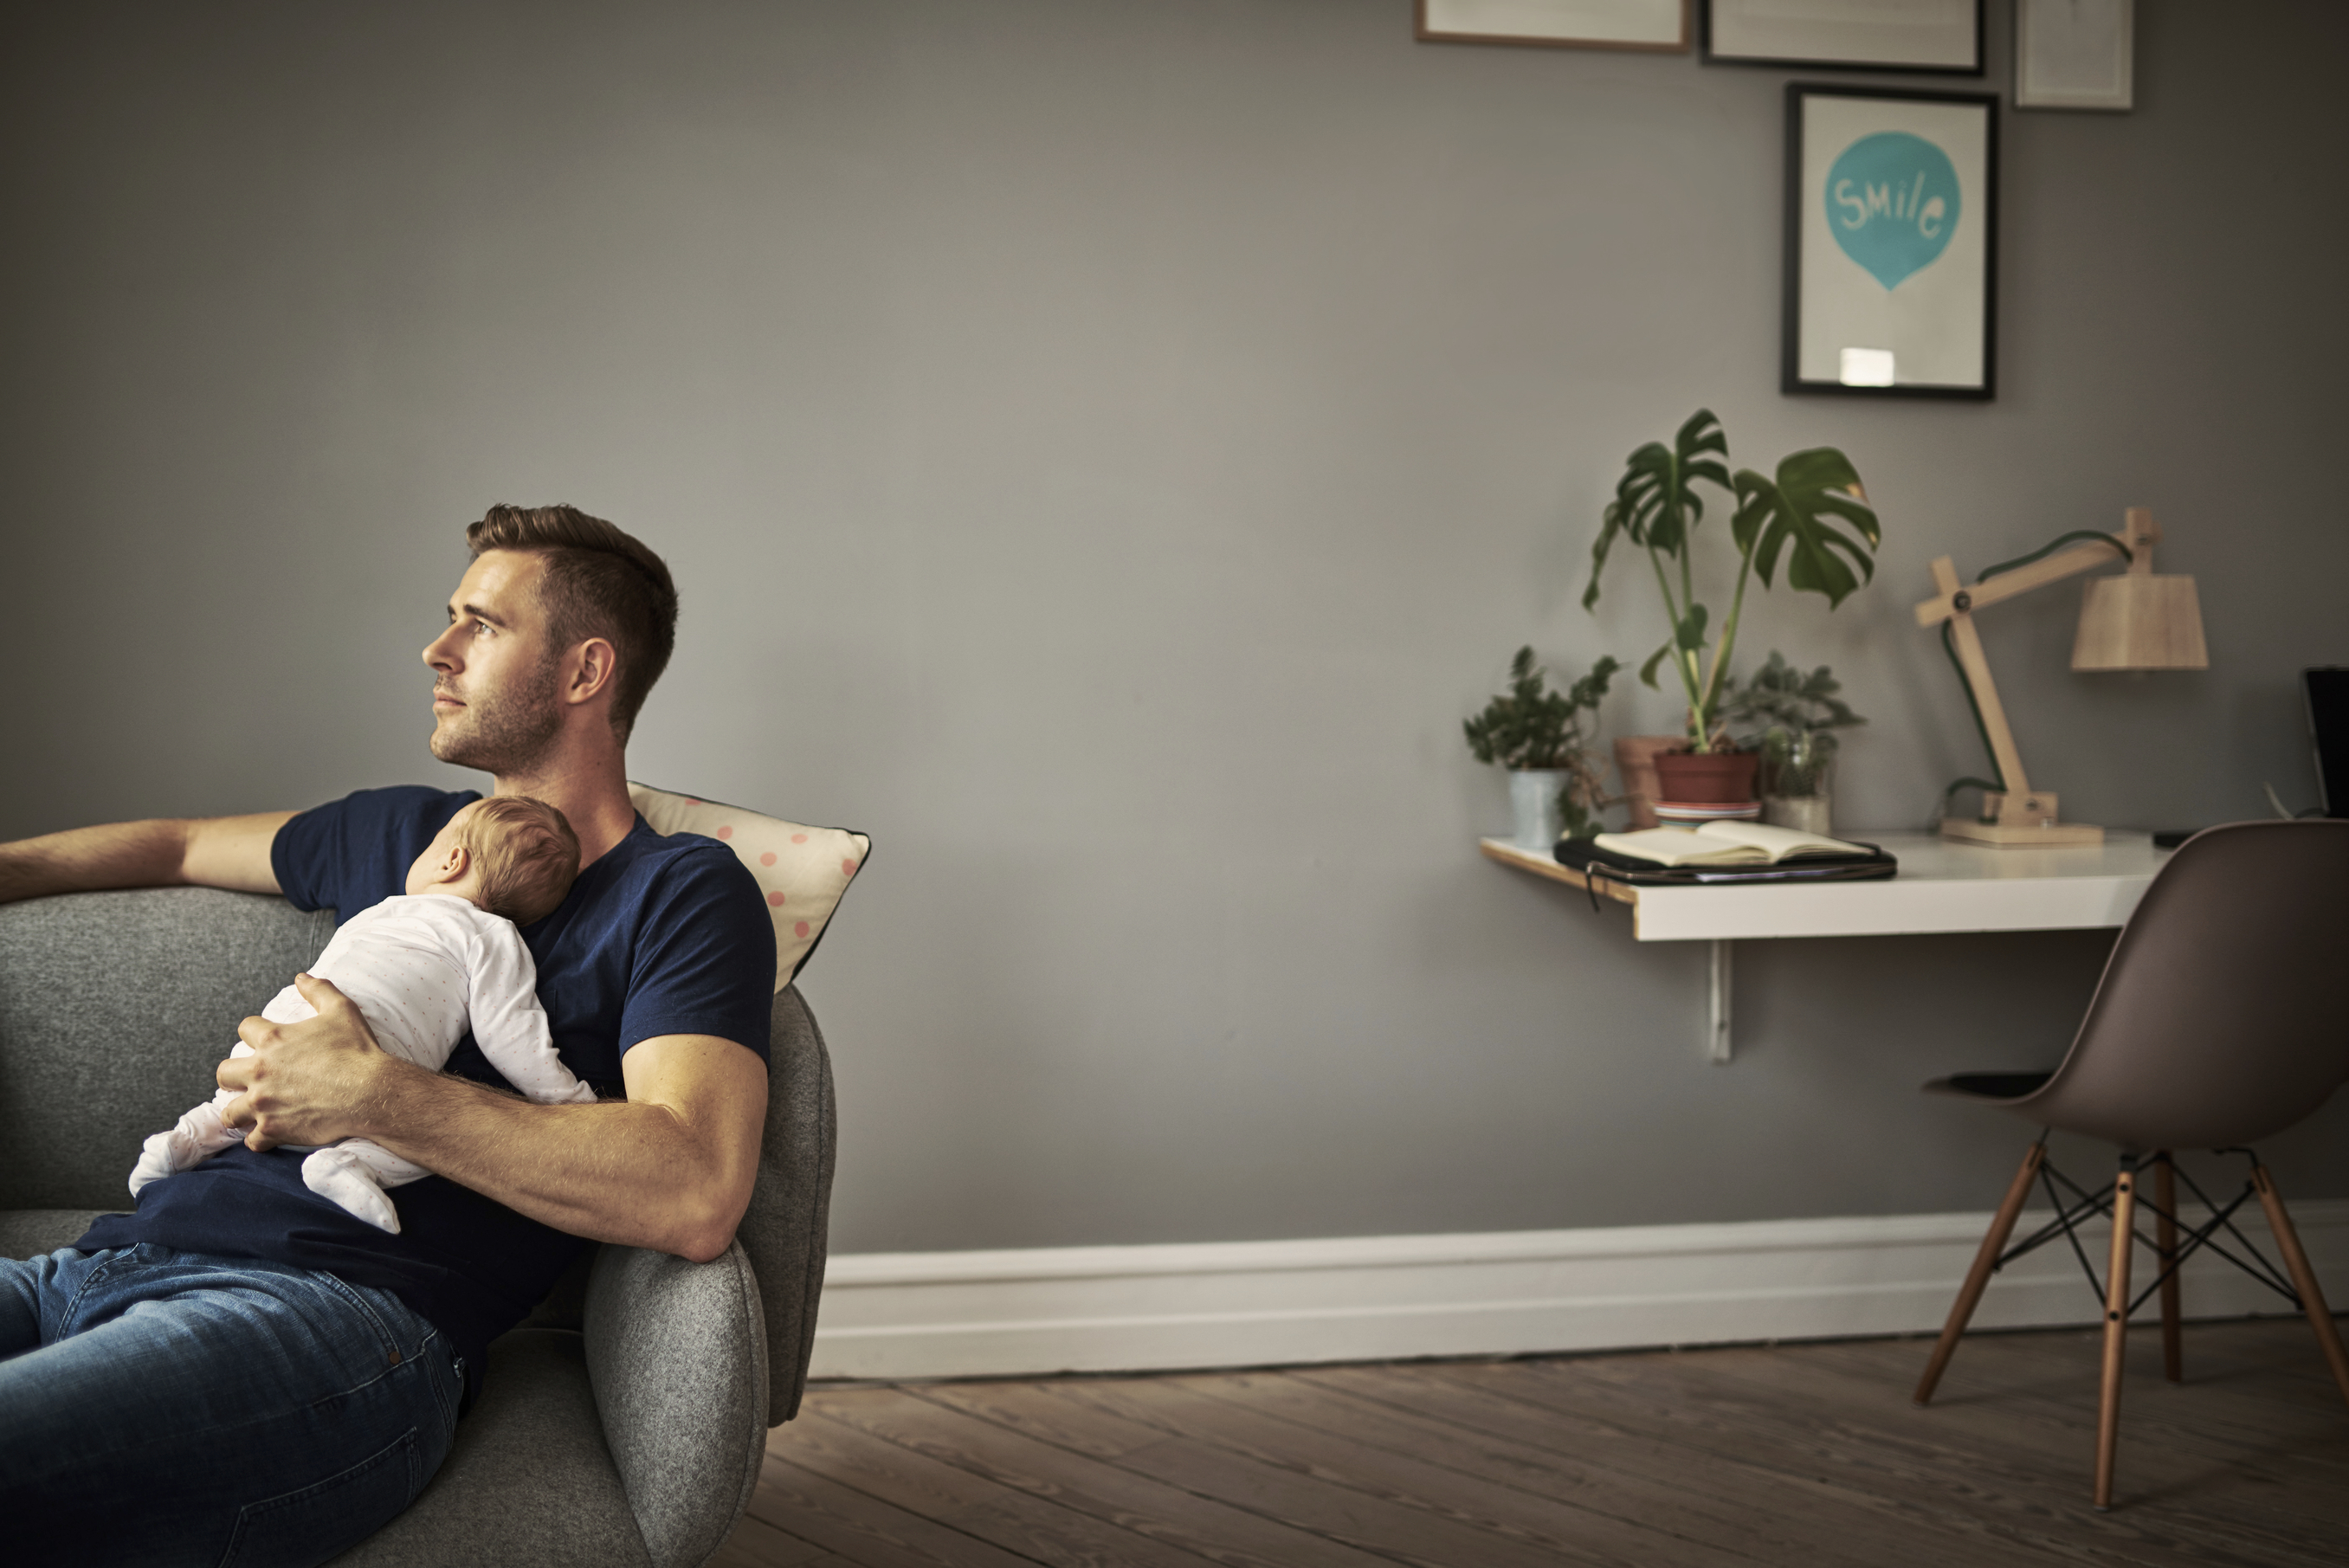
[1508,769,1571,849]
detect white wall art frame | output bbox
[1705,0,1983,74]
[1417,0,1689,52]
[2017,0,2134,112]
[1784,83,1999,400]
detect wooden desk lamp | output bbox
[1914,507,2209,849]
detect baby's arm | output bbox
[468,922,599,1107]
[127,1047,255,1196]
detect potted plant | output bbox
[1720,651,1867,836]
[1583,410,1881,803]
[1464,646,1622,847]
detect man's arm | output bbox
[218,975,765,1262]
[0,811,293,903]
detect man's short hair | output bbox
[466,504,680,741]
[462,795,581,926]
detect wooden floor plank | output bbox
[1285,1362,1927,1568]
[1543,1350,2335,1568]
[712,1322,2348,1568]
[1395,1358,2092,1568]
[703,1508,845,1568]
[1038,1377,1629,1568]
[1684,1332,2349,1524]
[1809,1331,2349,1490]
[1177,1368,1804,1567]
[1438,1354,2237,1568]
[857,1384,1404,1568]
[745,1449,1048,1568]
[783,1402,1217,1568]
[1743,1333,2349,1543]
[1052,1372,1747,1568]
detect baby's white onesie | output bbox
[129,893,597,1233]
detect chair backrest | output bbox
[2026,821,2349,1151]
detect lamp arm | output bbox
[1978,530,2131,584]
[1913,531,2130,628]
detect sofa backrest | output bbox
[0,887,337,1209]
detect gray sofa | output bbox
[0,887,836,1568]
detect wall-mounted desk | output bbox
[1481,830,2166,1063]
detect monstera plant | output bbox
[1583,410,1881,752]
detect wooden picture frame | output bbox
[1704,0,1983,75]
[1782,84,1998,400]
[1416,0,1691,52]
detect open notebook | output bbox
[1591,822,1873,868]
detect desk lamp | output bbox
[1914,507,2208,848]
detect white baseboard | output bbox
[810,1199,2349,1382]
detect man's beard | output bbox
[429,656,564,775]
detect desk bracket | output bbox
[1709,940,1733,1064]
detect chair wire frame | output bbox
[1994,1140,2304,1315]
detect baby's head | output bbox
[405,796,581,926]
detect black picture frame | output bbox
[1782,82,1998,401]
[1704,0,1984,76]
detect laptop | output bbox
[2305,668,2349,818]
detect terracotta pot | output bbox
[1610,736,1687,830]
[1652,749,1759,804]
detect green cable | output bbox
[1938,530,2131,813]
[1977,530,2129,582]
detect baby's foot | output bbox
[303,1147,403,1234]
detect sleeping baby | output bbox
[129,794,597,1233]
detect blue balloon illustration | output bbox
[1823,132,1960,291]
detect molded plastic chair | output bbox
[1913,821,2349,1509]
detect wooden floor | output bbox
[714,1320,2349,1568]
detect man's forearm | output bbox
[0,811,290,904]
[345,1052,762,1262]
[0,820,191,904]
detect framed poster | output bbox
[1416,0,1689,51]
[1783,84,1998,400]
[2017,0,2133,112]
[1705,0,1982,74]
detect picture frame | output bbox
[2016,0,2134,112]
[1416,0,1690,52]
[1704,0,1983,75]
[1783,84,1998,400]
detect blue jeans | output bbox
[0,1245,462,1568]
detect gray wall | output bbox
[4,2,2345,1253]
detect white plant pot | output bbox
[1508,770,1571,849]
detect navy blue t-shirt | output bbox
[77,786,776,1401]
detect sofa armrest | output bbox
[582,1242,768,1568]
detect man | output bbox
[0,507,774,1566]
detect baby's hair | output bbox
[461,796,581,926]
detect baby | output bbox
[129,794,597,1234]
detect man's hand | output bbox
[217,973,400,1151]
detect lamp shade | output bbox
[2072,573,2209,671]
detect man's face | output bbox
[423,551,564,775]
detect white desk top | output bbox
[1480,830,2166,942]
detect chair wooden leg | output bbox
[2154,1154,2182,1384]
[1915,1140,2045,1405]
[2094,1157,2138,1511]
[2251,1161,2349,1411]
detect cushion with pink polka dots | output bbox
[628,783,869,991]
